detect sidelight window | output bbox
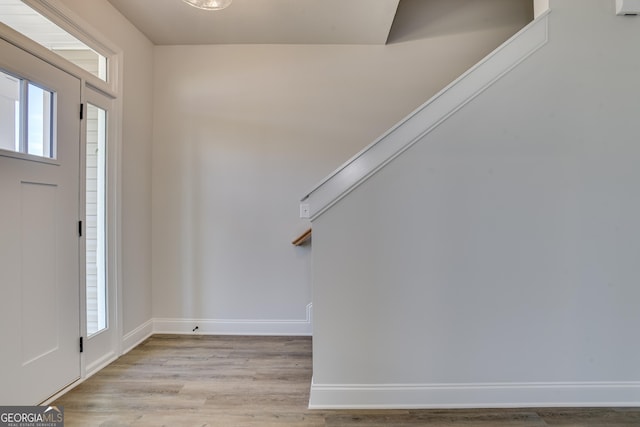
[86,103,107,336]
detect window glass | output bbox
[27,83,53,157]
[0,69,55,159]
[86,103,107,336]
[0,70,20,152]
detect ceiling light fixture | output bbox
[182,0,232,11]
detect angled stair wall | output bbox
[301,12,549,220]
[306,0,640,409]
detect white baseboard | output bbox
[85,351,118,378]
[154,303,313,336]
[121,319,154,354]
[309,380,640,409]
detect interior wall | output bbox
[56,0,154,339]
[311,0,640,407]
[151,1,532,329]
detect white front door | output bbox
[0,37,81,404]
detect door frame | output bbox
[80,86,120,376]
[0,0,124,394]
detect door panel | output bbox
[21,182,60,364]
[0,37,81,405]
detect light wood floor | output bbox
[54,335,640,426]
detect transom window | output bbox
[0,0,108,82]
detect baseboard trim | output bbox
[153,303,313,336]
[308,380,640,409]
[121,319,154,354]
[85,351,118,378]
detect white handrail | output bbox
[300,10,550,221]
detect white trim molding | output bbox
[309,380,640,409]
[85,351,118,378]
[154,303,313,336]
[534,0,550,18]
[300,11,550,221]
[121,319,154,354]
[22,0,121,96]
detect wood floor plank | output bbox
[324,410,548,427]
[53,335,640,426]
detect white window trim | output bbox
[21,0,120,97]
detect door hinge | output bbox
[78,220,83,237]
[80,103,84,120]
[79,336,84,353]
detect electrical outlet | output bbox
[617,0,640,15]
[300,203,310,218]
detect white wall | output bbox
[534,0,550,17]
[0,72,18,151]
[151,1,532,333]
[56,0,154,340]
[310,0,640,408]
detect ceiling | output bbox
[0,0,534,48]
[106,0,401,45]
